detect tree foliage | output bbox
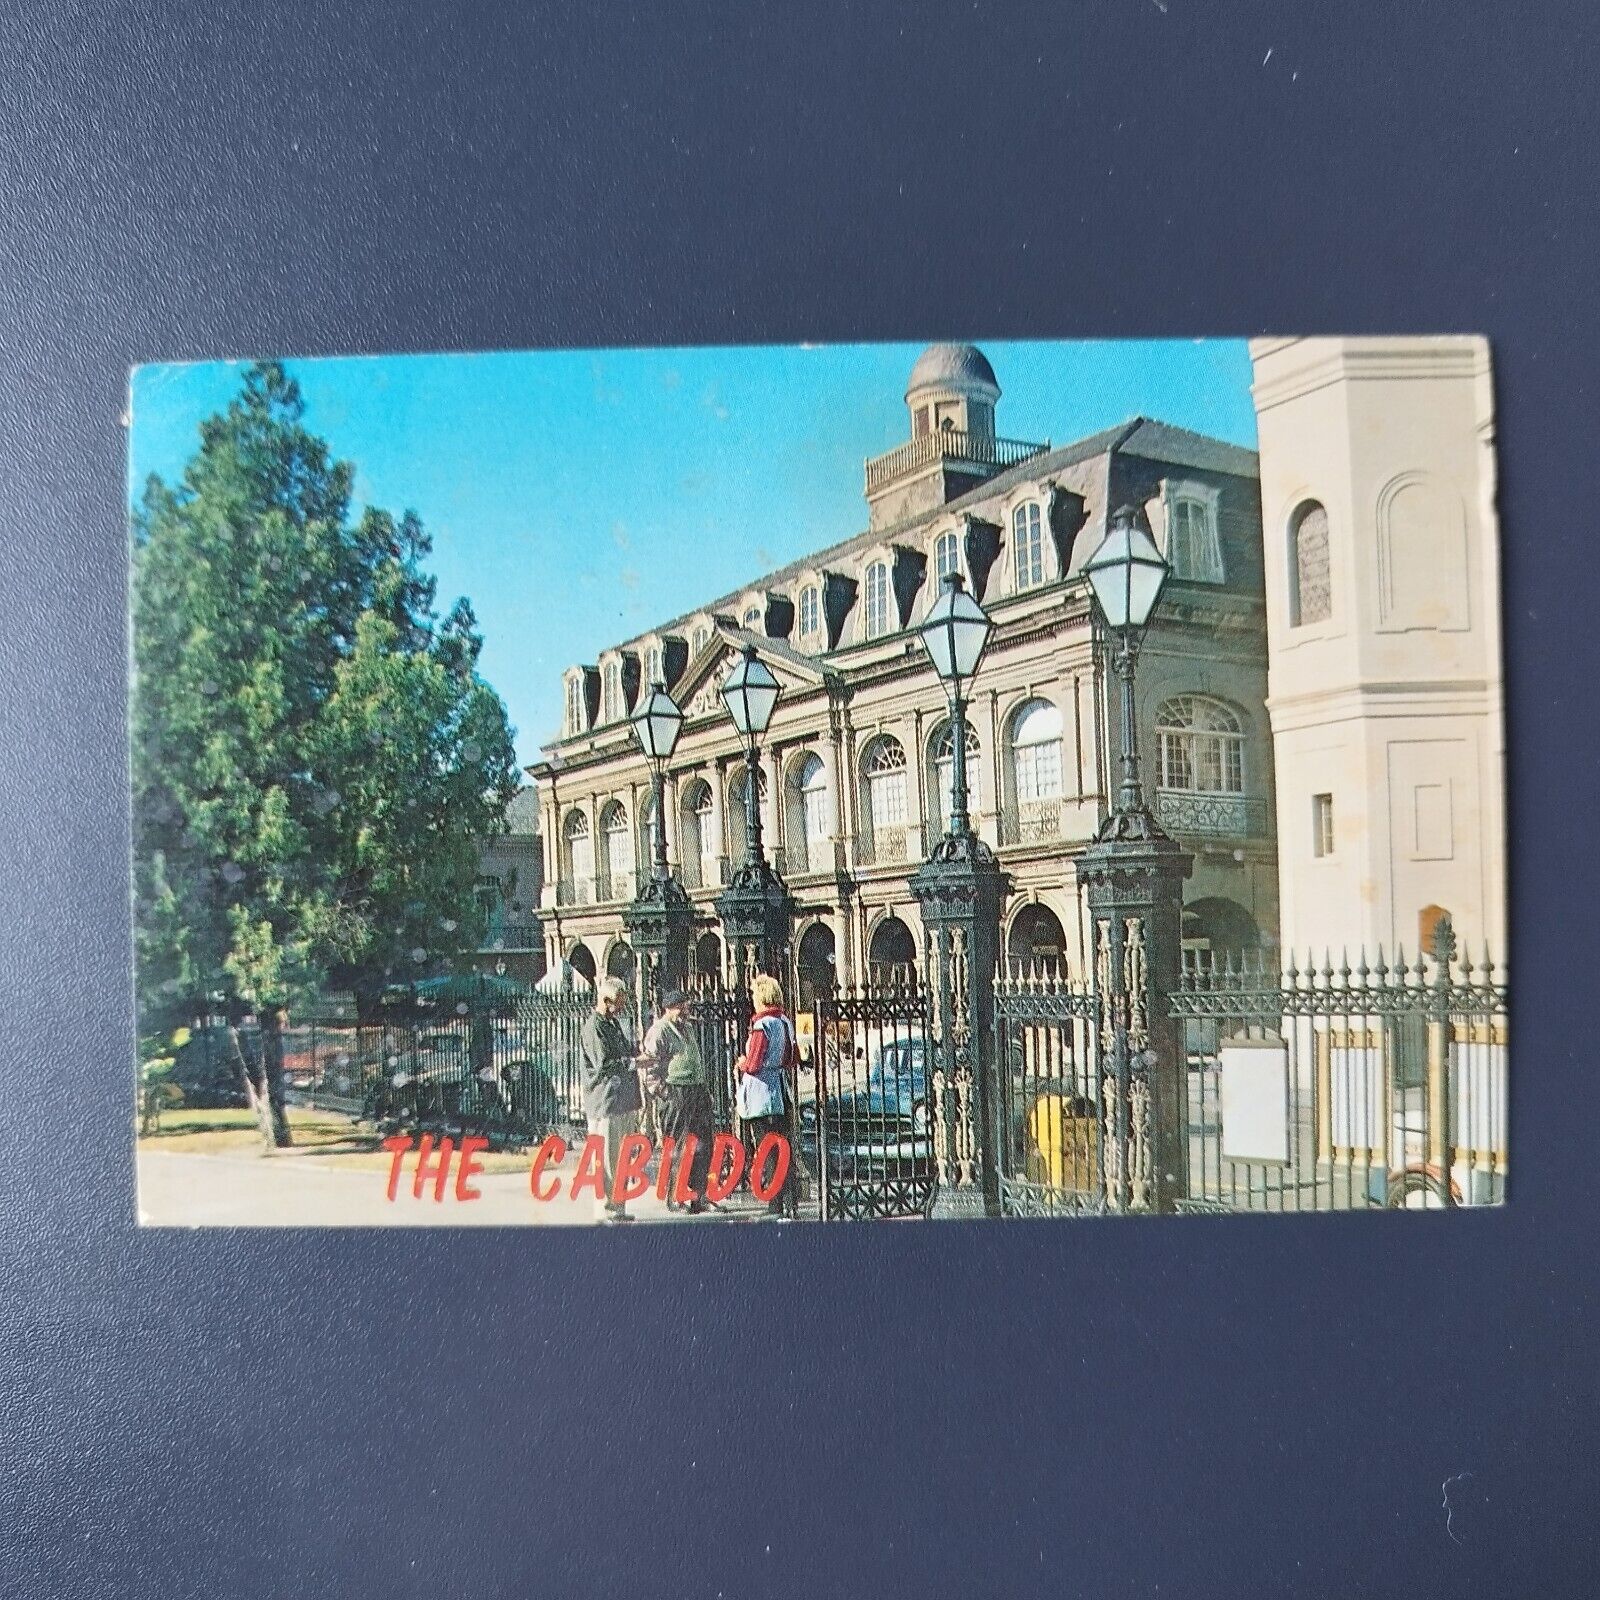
[131,363,518,1139]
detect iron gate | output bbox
[806,982,937,1220]
[993,970,1110,1216]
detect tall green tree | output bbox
[132,364,517,1146]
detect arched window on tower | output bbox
[1289,500,1332,625]
[1013,502,1045,590]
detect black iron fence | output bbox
[1171,936,1508,1212]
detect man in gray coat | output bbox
[579,976,642,1222]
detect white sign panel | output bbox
[1220,1036,1291,1165]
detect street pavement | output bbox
[137,1147,777,1228]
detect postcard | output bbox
[129,337,1507,1226]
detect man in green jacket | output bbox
[639,990,714,1213]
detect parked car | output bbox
[800,1036,933,1180]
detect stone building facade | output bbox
[466,785,546,985]
[527,344,1279,1005]
[1250,335,1505,959]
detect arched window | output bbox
[645,644,663,686]
[564,676,585,736]
[785,753,832,874]
[1157,696,1244,794]
[1010,699,1062,802]
[799,754,831,850]
[1290,500,1332,625]
[934,529,961,585]
[1169,492,1225,583]
[743,604,763,631]
[602,662,623,723]
[798,584,821,642]
[679,779,716,889]
[1013,502,1045,590]
[931,720,981,831]
[859,735,909,861]
[692,625,711,657]
[599,801,631,898]
[863,561,890,638]
[562,809,593,901]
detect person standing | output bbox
[736,973,797,1218]
[638,990,714,1214]
[579,976,642,1223]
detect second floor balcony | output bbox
[1154,790,1269,840]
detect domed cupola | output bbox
[863,342,1046,530]
[906,343,1001,434]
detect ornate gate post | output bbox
[714,860,795,990]
[1078,833,1192,1213]
[623,876,694,1016]
[910,834,1010,1218]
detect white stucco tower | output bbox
[1249,337,1506,961]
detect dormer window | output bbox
[564,675,585,737]
[602,662,623,723]
[645,644,663,686]
[798,583,821,642]
[934,529,961,585]
[743,604,763,631]
[692,624,711,657]
[1166,485,1225,583]
[864,561,890,639]
[1013,502,1045,590]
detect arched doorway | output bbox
[605,939,635,986]
[693,930,723,982]
[568,942,597,985]
[1008,903,1067,975]
[796,922,837,1010]
[1182,897,1260,964]
[867,915,917,986]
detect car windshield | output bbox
[868,1040,926,1094]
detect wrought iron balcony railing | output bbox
[1154,790,1269,839]
[998,801,1063,848]
[863,428,1048,496]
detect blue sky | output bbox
[128,339,1256,765]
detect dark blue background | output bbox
[2,2,1596,1594]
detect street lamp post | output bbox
[909,571,1010,1217]
[713,644,794,987]
[622,679,694,1011]
[1078,505,1194,1213]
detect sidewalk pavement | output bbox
[136,1145,787,1228]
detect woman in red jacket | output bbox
[736,973,797,1218]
